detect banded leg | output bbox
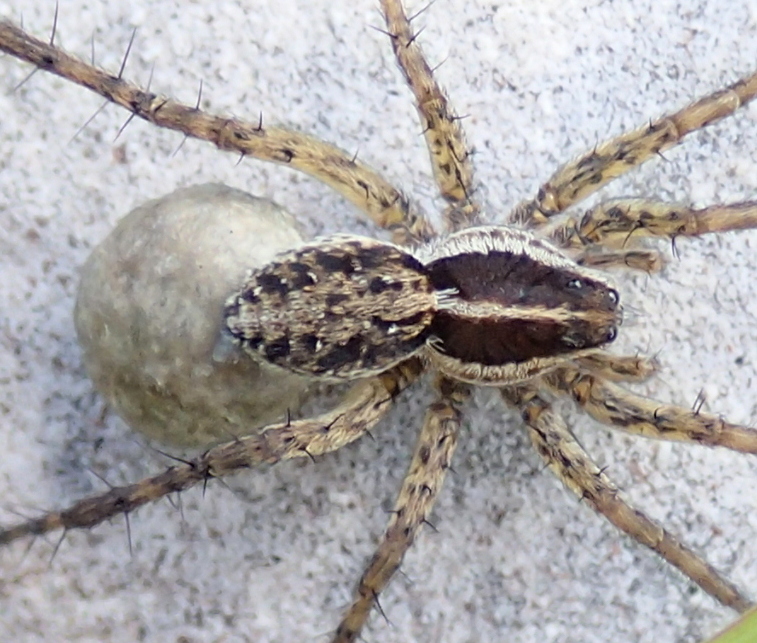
[501,384,751,612]
[379,0,480,231]
[574,247,665,273]
[544,366,757,453]
[0,20,433,245]
[551,198,757,251]
[333,377,470,643]
[573,352,659,383]
[510,70,757,228]
[0,360,423,546]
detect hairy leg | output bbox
[574,247,665,273]
[0,360,423,546]
[572,352,658,383]
[550,198,757,250]
[545,366,757,453]
[0,19,433,244]
[379,0,480,231]
[501,384,751,612]
[333,377,470,643]
[510,71,757,228]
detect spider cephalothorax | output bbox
[2,1,757,642]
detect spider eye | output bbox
[561,334,582,348]
[566,278,582,289]
[608,289,620,305]
[606,326,618,342]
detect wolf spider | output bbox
[2,0,757,641]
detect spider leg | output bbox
[572,352,659,383]
[0,361,423,546]
[545,366,757,453]
[379,0,480,231]
[574,247,665,273]
[333,377,470,643]
[550,198,757,251]
[0,20,432,245]
[500,384,752,612]
[510,70,757,228]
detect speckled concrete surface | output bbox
[1,1,757,642]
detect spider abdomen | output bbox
[224,235,435,379]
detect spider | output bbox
[1,1,756,638]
